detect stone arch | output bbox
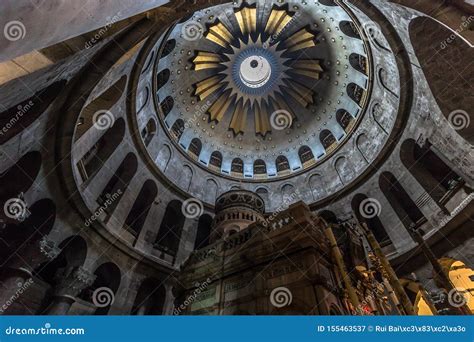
[400,139,463,209]
[188,138,202,159]
[256,187,269,203]
[194,214,213,250]
[160,96,174,117]
[298,145,315,166]
[123,179,158,238]
[356,133,371,163]
[209,151,223,170]
[178,165,193,191]
[204,178,218,204]
[170,119,184,140]
[334,156,354,185]
[141,118,157,147]
[76,118,126,182]
[253,159,267,176]
[379,171,426,230]
[336,109,355,132]
[231,158,244,175]
[351,193,392,246]
[275,155,290,174]
[97,153,138,219]
[75,76,126,141]
[137,85,150,113]
[320,129,336,150]
[156,144,172,171]
[155,200,185,258]
[156,69,170,91]
[308,173,326,201]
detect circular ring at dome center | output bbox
[239,55,272,88]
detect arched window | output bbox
[276,155,290,174]
[209,151,223,170]
[194,214,213,250]
[75,76,126,141]
[76,118,126,182]
[379,172,426,230]
[400,139,463,208]
[161,39,176,58]
[97,153,138,218]
[160,96,174,117]
[170,119,184,140]
[351,193,392,246]
[155,200,185,258]
[123,180,157,238]
[132,278,166,315]
[339,21,360,39]
[188,138,202,159]
[349,53,368,75]
[298,146,315,165]
[156,69,170,91]
[347,83,365,105]
[0,80,66,144]
[336,109,354,131]
[253,159,267,176]
[231,158,244,175]
[320,129,336,150]
[141,119,157,147]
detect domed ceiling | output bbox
[152,1,372,181]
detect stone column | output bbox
[44,266,96,315]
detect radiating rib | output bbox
[265,9,293,36]
[290,60,323,79]
[254,101,271,136]
[195,75,225,101]
[284,29,316,52]
[206,22,233,48]
[193,52,223,71]
[208,90,234,122]
[235,6,257,35]
[283,80,314,107]
[229,99,247,134]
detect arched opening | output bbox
[161,39,176,58]
[123,180,158,238]
[209,151,223,170]
[253,159,267,177]
[256,187,269,203]
[194,214,213,250]
[400,139,464,209]
[318,210,338,225]
[97,153,138,219]
[351,193,392,246]
[0,80,66,144]
[170,119,184,140]
[336,109,355,132]
[75,76,126,141]
[339,21,360,39]
[347,83,365,106]
[154,200,185,258]
[157,69,170,91]
[78,262,121,315]
[188,138,202,159]
[439,258,474,314]
[160,96,174,117]
[275,155,290,175]
[298,146,315,166]
[132,278,166,315]
[320,129,336,151]
[76,118,126,182]
[231,158,244,176]
[0,151,42,205]
[379,172,426,230]
[0,199,56,264]
[349,53,368,75]
[141,118,157,147]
